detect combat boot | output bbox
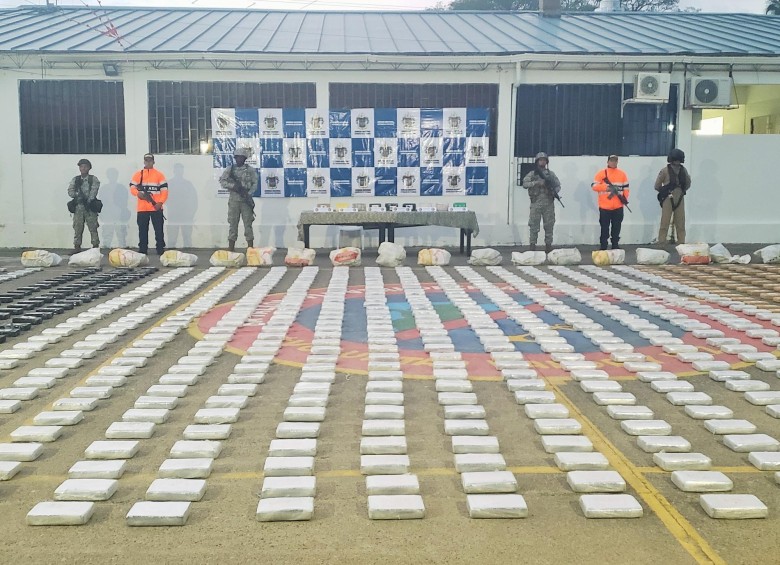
[228,240,236,252]
[545,244,553,254]
[247,240,254,249]
[529,243,537,251]
[74,244,82,253]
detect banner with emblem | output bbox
[212,107,489,198]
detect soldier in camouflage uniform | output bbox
[219,147,259,251]
[67,158,100,251]
[522,152,561,252]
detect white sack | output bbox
[330,247,362,266]
[160,250,199,267]
[285,248,316,267]
[376,242,406,267]
[468,248,503,266]
[418,248,451,266]
[592,249,625,266]
[21,250,62,267]
[636,248,669,265]
[754,244,780,264]
[547,248,581,266]
[109,248,149,268]
[68,247,103,267]
[209,250,246,267]
[246,247,275,267]
[676,243,710,257]
[511,251,546,266]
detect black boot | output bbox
[545,244,553,254]
[529,243,537,251]
[247,240,254,249]
[228,240,236,252]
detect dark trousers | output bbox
[137,210,165,254]
[599,207,624,250]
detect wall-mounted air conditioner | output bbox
[634,73,671,101]
[685,77,733,108]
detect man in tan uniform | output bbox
[655,148,691,245]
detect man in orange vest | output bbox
[591,155,630,250]
[130,153,168,255]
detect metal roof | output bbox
[1,6,779,58]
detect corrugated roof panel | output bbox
[1,7,780,57]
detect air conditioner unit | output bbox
[686,77,733,108]
[634,72,671,101]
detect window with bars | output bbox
[329,83,499,156]
[147,81,317,154]
[19,80,125,154]
[514,84,678,158]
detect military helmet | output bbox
[234,147,251,158]
[667,148,685,163]
[534,152,549,164]
[77,158,92,168]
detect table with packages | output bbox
[297,210,480,255]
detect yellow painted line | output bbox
[638,466,762,474]
[549,382,726,565]
[0,271,234,443]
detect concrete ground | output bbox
[0,247,778,564]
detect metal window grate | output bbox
[514,84,678,158]
[147,81,317,155]
[19,80,125,154]
[329,83,499,156]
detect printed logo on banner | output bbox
[420,137,443,168]
[284,168,307,197]
[443,108,467,138]
[374,139,397,167]
[260,109,283,137]
[397,167,421,197]
[283,109,306,139]
[284,138,307,168]
[260,138,283,169]
[212,109,236,138]
[307,168,331,198]
[420,167,443,196]
[352,138,374,168]
[466,167,489,196]
[443,166,466,196]
[352,168,376,197]
[306,138,329,168]
[305,109,328,138]
[329,141,352,168]
[443,137,466,168]
[330,168,352,197]
[260,168,284,197]
[351,108,374,138]
[397,108,421,138]
[329,110,351,138]
[421,108,443,137]
[374,168,397,197]
[465,138,487,166]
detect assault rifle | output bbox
[228,166,256,220]
[137,170,165,218]
[540,170,565,208]
[601,173,631,213]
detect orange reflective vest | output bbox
[592,167,629,211]
[130,168,168,212]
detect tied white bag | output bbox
[285,248,316,267]
[676,243,709,257]
[68,247,103,267]
[547,248,581,265]
[109,248,149,268]
[246,247,275,267]
[468,248,502,266]
[636,248,669,265]
[330,247,361,266]
[710,244,752,265]
[511,251,546,265]
[376,242,406,267]
[209,250,246,267]
[418,248,451,266]
[160,250,199,267]
[21,250,62,267]
[754,244,780,264]
[592,249,625,266]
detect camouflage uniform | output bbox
[522,166,560,248]
[68,174,100,249]
[219,150,258,247]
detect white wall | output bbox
[1,64,779,249]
